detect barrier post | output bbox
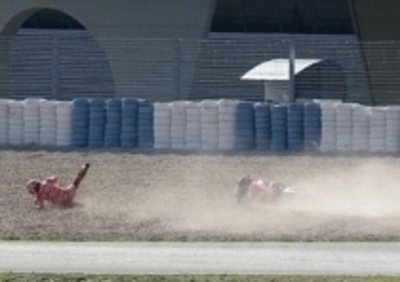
[175,38,181,101]
[289,40,296,103]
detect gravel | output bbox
[1,148,400,242]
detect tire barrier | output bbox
[154,102,171,150]
[88,99,106,148]
[105,98,122,148]
[121,98,139,148]
[319,102,338,153]
[254,103,271,150]
[369,106,386,153]
[336,103,354,153]
[271,104,288,152]
[8,100,24,146]
[201,100,219,151]
[39,100,57,146]
[3,97,400,155]
[218,99,237,151]
[352,104,370,153]
[171,101,187,150]
[386,106,400,153]
[23,98,42,145]
[185,101,201,151]
[137,100,154,149]
[72,98,89,147]
[235,101,255,150]
[56,101,72,147]
[304,102,321,151]
[287,103,304,152]
[0,100,9,145]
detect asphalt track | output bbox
[1,242,400,276]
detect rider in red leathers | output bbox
[25,163,90,209]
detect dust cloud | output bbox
[291,159,400,217]
[82,155,400,240]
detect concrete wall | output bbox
[0,0,217,99]
[349,0,400,105]
[8,29,370,104]
[197,32,370,104]
[0,0,217,38]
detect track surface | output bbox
[1,242,400,275]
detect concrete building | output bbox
[0,0,216,101]
[0,0,394,104]
[350,0,400,105]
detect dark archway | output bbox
[7,8,115,100]
[210,0,355,34]
[20,9,85,30]
[295,59,347,101]
[349,0,400,105]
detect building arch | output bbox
[1,7,43,36]
[1,7,115,100]
[0,0,218,101]
[21,8,85,30]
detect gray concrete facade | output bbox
[349,0,400,105]
[0,0,217,99]
[0,0,394,105]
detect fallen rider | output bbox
[234,174,297,204]
[25,163,91,209]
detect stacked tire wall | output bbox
[23,98,41,145]
[235,102,255,151]
[218,100,237,151]
[201,100,219,151]
[304,103,321,151]
[254,103,271,150]
[105,99,122,147]
[287,104,304,152]
[0,100,9,145]
[137,100,154,149]
[386,106,400,153]
[121,98,139,148]
[39,100,57,146]
[271,105,288,152]
[171,101,187,150]
[57,101,72,147]
[154,102,171,150]
[1,97,400,155]
[72,98,89,147]
[88,99,106,148]
[9,101,24,145]
[185,102,201,151]
[352,104,369,152]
